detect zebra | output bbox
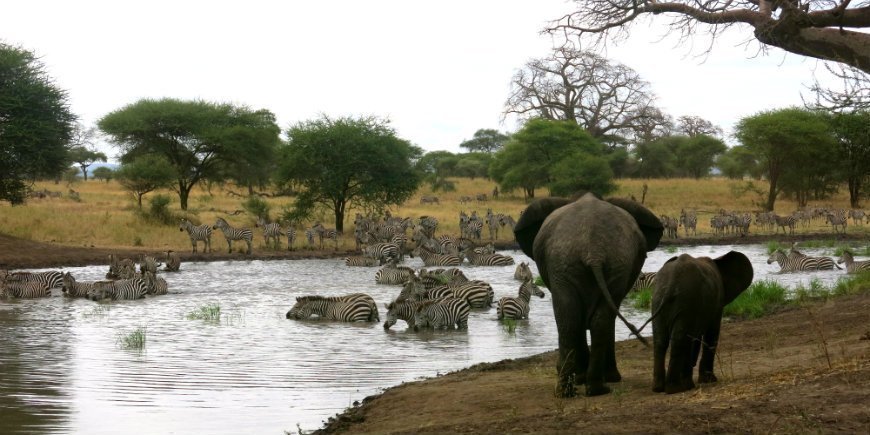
[630,271,657,292]
[513,261,533,282]
[417,216,439,238]
[1,270,63,289]
[497,278,546,320]
[344,256,379,267]
[773,214,796,235]
[285,294,379,322]
[848,209,865,226]
[826,212,848,234]
[143,271,168,295]
[164,250,181,272]
[256,216,284,249]
[498,214,516,232]
[419,195,440,204]
[412,246,461,267]
[460,248,514,266]
[679,209,697,236]
[458,195,472,204]
[412,297,471,330]
[375,262,416,285]
[660,215,678,239]
[419,268,467,289]
[449,280,494,308]
[312,223,339,250]
[459,212,483,240]
[384,298,431,329]
[787,246,842,271]
[286,226,297,251]
[107,254,136,279]
[88,277,148,301]
[213,217,253,254]
[361,242,400,265]
[2,281,51,298]
[837,251,870,274]
[61,272,97,298]
[486,209,500,240]
[304,228,316,248]
[179,218,212,253]
[766,249,838,273]
[139,255,160,274]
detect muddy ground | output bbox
[2,232,869,434]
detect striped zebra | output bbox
[285,293,379,322]
[107,255,135,280]
[361,242,400,265]
[344,255,379,267]
[179,218,212,253]
[679,209,697,236]
[164,250,181,272]
[312,223,339,250]
[2,281,51,298]
[375,262,416,285]
[213,217,253,254]
[384,298,430,329]
[773,214,796,235]
[139,255,160,274]
[486,209,500,240]
[449,280,494,308]
[848,209,865,225]
[412,297,471,330]
[767,249,838,273]
[461,248,514,266]
[630,271,657,292]
[459,214,483,240]
[256,216,284,249]
[412,246,461,267]
[787,246,841,270]
[417,216,439,238]
[88,277,148,301]
[62,272,97,298]
[419,195,440,204]
[419,268,467,289]
[497,278,546,320]
[660,215,678,239]
[143,271,168,295]
[826,213,848,234]
[1,270,63,289]
[513,262,533,282]
[837,251,870,274]
[286,226,297,251]
[304,228,316,248]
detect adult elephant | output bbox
[514,193,664,397]
[651,251,754,394]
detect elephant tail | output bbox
[590,265,650,348]
[636,295,671,336]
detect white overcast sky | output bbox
[1,0,839,160]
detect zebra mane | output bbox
[295,295,345,302]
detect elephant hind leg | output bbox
[665,335,695,394]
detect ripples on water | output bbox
[0,244,861,433]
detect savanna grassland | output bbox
[1,177,868,254]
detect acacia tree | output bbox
[277,115,422,232]
[829,110,870,207]
[115,155,175,208]
[735,107,835,210]
[459,129,510,153]
[676,116,722,138]
[0,43,75,204]
[547,0,870,73]
[99,99,280,210]
[503,46,660,140]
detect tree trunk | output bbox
[525,187,535,199]
[849,177,861,208]
[178,181,193,211]
[80,164,89,181]
[137,193,143,209]
[334,207,344,233]
[765,179,778,212]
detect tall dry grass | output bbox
[0,177,866,251]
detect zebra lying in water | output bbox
[285,293,379,322]
[164,250,181,272]
[630,271,658,292]
[513,262,533,282]
[837,251,870,274]
[460,248,515,266]
[88,276,148,301]
[62,272,112,298]
[1,270,63,290]
[766,249,839,273]
[375,261,416,285]
[413,297,471,330]
[1,280,51,298]
[107,254,135,279]
[497,278,545,320]
[143,271,168,295]
[344,256,379,267]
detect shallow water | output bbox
[0,244,860,433]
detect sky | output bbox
[1,0,841,160]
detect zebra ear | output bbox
[606,197,664,252]
[513,197,573,260]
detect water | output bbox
[0,244,860,434]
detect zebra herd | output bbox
[287,245,546,330]
[652,207,869,238]
[0,251,180,301]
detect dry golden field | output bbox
[1,177,867,251]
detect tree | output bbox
[734,107,835,210]
[676,134,727,178]
[92,166,114,183]
[634,139,677,178]
[548,152,616,197]
[98,98,280,210]
[0,43,75,204]
[459,129,510,153]
[277,115,422,232]
[504,46,660,140]
[115,155,175,208]
[547,0,870,73]
[489,118,608,198]
[716,145,761,180]
[454,153,492,179]
[676,116,722,138]
[829,110,870,207]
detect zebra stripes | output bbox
[139,255,160,274]
[497,278,545,320]
[766,249,838,273]
[826,213,848,234]
[285,293,379,322]
[213,217,253,254]
[179,219,212,253]
[164,250,181,272]
[2,280,51,298]
[1,270,63,289]
[107,254,135,279]
[375,263,416,285]
[143,272,168,295]
[312,223,339,250]
[362,242,400,265]
[461,248,515,266]
[412,297,471,330]
[679,209,697,236]
[383,299,425,329]
[773,214,796,235]
[787,247,841,271]
[449,280,494,308]
[256,216,284,249]
[630,271,657,292]
[89,277,148,301]
[286,227,297,251]
[344,256,379,267]
[413,246,461,267]
[837,251,870,274]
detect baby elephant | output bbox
[652,251,754,394]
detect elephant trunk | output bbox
[591,265,650,348]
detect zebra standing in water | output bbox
[767,249,838,273]
[1,279,51,298]
[179,218,212,253]
[143,271,168,295]
[88,277,148,301]
[497,278,546,320]
[383,298,428,329]
[344,256,379,267]
[362,242,400,265]
[375,261,416,285]
[164,250,181,272]
[787,245,841,270]
[213,217,253,254]
[285,294,379,322]
[413,297,471,330]
[630,271,658,292]
[139,255,160,274]
[106,254,135,279]
[449,280,494,308]
[837,251,870,274]
[256,216,284,249]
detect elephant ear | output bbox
[714,251,754,305]
[513,197,574,259]
[605,198,664,252]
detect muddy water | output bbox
[0,244,858,433]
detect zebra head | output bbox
[522,278,546,299]
[412,302,434,331]
[61,272,75,294]
[286,297,312,320]
[766,250,786,265]
[837,251,853,265]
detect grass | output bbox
[501,318,518,334]
[186,303,221,321]
[629,287,653,310]
[2,177,868,251]
[724,280,789,319]
[82,304,111,319]
[117,326,147,350]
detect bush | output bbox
[242,196,270,220]
[147,194,175,225]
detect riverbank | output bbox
[316,290,870,434]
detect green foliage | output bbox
[717,145,761,180]
[501,318,518,334]
[634,134,726,179]
[146,194,175,225]
[117,326,147,350]
[99,98,280,210]
[832,271,870,296]
[67,145,107,181]
[793,278,829,302]
[629,287,652,310]
[548,152,616,197]
[459,128,509,153]
[533,276,546,288]
[242,196,271,220]
[0,43,76,204]
[186,304,221,321]
[115,155,176,208]
[277,115,422,232]
[766,241,784,255]
[723,280,787,319]
[92,166,114,182]
[828,110,870,207]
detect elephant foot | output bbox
[605,369,622,383]
[572,372,587,385]
[665,381,694,394]
[585,383,611,397]
[652,380,665,393]
[698,372,718,384]
[555,381,576,398]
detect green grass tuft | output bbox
[724,280,788,319]
[501,318,518,334]
[117,326,147,350]
[186,304,221,321]
[533,276,546,288]
[629,287,653,310]
[765,241,784,255]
